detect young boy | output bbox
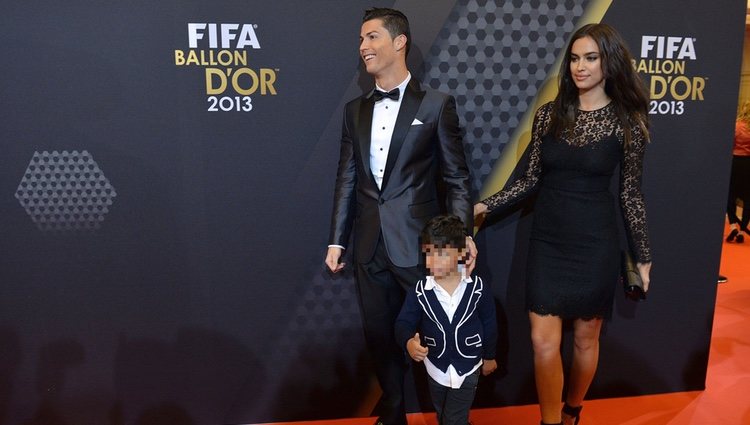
[395,215,498,425]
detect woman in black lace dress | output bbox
[474,24,652,425]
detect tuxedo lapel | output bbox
[381,79,425,190]
[357,95,376,187]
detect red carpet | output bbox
[262,223,750,425]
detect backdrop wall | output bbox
[0,1,744,424]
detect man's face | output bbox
[359,18,404,78]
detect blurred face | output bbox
[423,244,464,279]
[569,36,605,94]
[359,18,406,78]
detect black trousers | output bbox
[427,368,480,425]
[356,234,422,425]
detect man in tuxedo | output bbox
[325,8,475,425]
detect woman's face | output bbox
[569,36,605,94]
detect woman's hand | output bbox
[473,202,488,218]
[636,261,651,292]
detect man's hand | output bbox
[481,359,497,376]
[406,333,428,362]
[465,236,478,275]
[325,247,346,273]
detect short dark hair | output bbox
[363,7,411,56]
[420,215,466,249]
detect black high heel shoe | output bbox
[726,229,739,242]
[737,233,745,243]
[562,403,582,425]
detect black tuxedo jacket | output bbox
[329,79,472,268]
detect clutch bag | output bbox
[621,250,646,301]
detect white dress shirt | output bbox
[370,73,411,189]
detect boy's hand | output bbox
[481,359,497,376]
[406,333,428,362]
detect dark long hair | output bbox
[549,23,650,146]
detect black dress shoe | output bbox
[727,228,739,242]
[718,275,728,283]
[737,233,745,243]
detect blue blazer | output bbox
[395,276,497,375]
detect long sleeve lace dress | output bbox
[482,102,651,319]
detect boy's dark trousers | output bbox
[427,368,480,425]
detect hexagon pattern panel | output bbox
[15,150,117,231]
[423,0,588,191]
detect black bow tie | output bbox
[372,88,400,102]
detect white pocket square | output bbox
[411,118,423,126]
